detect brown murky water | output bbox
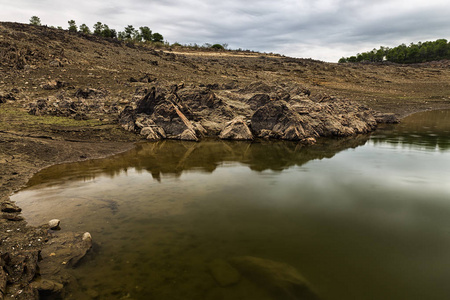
[12,110,450,299]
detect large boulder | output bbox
[229,256,320,300]
[219,117,253,140]
[247,94,271,110]
[251,101,311,141]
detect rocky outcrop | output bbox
[27,80,380,143]
[113,82,379,143]
[118,87,208,141]
[219,117,253,140]
[229,256,320,300]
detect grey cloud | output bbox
[0,0,448,61]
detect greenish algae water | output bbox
[12,109,450,300]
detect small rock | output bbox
[48,219,61,230]
[82,232,92,242]
[49,60,62,67]
[208,259,241,287]
[2,213,24,221]
[1,202,22,213]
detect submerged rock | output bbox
[30,279,64,296]
[229,256,320,300]
[208,259,241,287]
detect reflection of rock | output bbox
[208,259,241,287]
[27,136,371,186]
[219,117,253,140]
[229,256,320,300]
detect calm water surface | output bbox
[12,110,450,300]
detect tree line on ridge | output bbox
[339,39,450,64]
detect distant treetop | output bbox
[29,16,41,26]
[27,16,164,44]
[339,39,450,64]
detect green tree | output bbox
[109,29,117,39]
[68,20,77,32]
[29,16,41,26]
[93,22,103,36]
[79,24,91,34]
[139,26,153,42]
[210,44,224,50]
[124,25,135,39]
[152,32,164,43]
[101,24,112,38]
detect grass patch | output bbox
[0,104,104,131]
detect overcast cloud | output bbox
[1,0,449,62]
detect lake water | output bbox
[12,109,450,300]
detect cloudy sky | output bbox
[1,0,449,62]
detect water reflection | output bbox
[27,135,370,186]
[371,109,450,150]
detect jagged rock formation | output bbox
[115,81,378,144]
